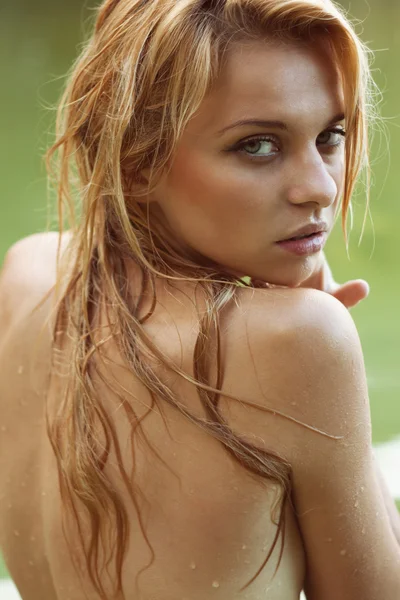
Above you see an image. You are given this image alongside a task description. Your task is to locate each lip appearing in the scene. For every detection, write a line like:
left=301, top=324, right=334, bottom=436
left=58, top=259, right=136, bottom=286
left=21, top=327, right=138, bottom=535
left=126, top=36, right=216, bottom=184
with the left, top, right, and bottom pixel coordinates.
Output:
left=276, top=221, right=328, bottom=243
left=275, top=231, right=328, bottom=256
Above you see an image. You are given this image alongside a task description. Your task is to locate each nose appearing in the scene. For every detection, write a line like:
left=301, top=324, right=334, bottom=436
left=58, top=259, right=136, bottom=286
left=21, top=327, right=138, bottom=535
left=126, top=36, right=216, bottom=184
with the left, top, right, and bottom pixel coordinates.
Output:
left=285, top=149, right=338, bottom=209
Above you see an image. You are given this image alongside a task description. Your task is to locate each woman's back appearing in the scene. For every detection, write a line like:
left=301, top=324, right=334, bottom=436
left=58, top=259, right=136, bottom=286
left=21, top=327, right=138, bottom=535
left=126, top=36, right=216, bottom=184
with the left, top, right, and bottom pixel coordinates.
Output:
left=0, top=233, right=306, bottom=600
left=1, top=232, right=400, bottom=600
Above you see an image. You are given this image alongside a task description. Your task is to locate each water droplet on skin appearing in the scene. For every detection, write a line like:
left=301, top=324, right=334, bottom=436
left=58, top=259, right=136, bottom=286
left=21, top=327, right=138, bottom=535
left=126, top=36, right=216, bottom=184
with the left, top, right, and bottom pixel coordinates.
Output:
left=360, top=486, right=365, bottom=492
left=361, top=527, right=366, bottom=535
left=14, top=530, right=20, bottom=537
left=340, top=549, right=347, bottom=556
left=242, top=545, right=247, bottom=550
left=7, top=504, right=12, bottom=510
left=21, top=482, right=26, bottom=488
left=1, top=426, right=6, bottom=432
left=290, top=402, right=297, bottom=406
left=19, top=400, right=27, bottom=407
left=212, top=581, right=220, bottom=588
left=354, top=500, right=359, bottom=507
left=41, top=491, right=47, bottom=497
left=326, top=538, right=333, bottom=543
left=233, top=486, right=238, bottom=492
left=18, top=366, right=24, bottom=375
left=30, top=536, right=36, bottom=542
left=244, top=560, right=250, bottom=565
left=189, top=562, right=196, bottom=570
left=28, top=560, right=34, bottom=567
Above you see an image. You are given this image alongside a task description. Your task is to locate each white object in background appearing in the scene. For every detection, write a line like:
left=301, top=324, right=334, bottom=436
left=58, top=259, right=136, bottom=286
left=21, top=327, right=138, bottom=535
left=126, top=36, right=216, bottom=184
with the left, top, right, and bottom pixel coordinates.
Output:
left=374, top=436, right=400, bottom=499
left=0, top=580, right=21, bottom=600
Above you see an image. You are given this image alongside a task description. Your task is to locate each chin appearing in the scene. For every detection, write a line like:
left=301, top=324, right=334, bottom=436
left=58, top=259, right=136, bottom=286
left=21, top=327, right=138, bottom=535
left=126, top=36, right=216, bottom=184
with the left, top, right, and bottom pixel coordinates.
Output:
left=252, top=256, right=320, bottom=289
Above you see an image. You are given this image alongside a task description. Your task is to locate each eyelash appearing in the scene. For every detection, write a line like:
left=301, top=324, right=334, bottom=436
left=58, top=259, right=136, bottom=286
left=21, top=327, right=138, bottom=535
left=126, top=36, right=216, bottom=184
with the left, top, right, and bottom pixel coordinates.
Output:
left=232, top=127, right=347, bottom=160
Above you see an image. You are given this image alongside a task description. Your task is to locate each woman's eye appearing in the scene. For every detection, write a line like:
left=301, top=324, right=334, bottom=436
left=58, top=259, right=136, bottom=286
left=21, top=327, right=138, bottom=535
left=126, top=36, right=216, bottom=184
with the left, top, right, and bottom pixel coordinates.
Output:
left=317, top=128, right=346, bottom=147
left=236, top=136, right=278, bottom=158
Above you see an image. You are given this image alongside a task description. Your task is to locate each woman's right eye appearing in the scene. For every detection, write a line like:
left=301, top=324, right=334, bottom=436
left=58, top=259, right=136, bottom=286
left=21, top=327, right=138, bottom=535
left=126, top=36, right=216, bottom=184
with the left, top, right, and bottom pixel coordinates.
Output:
left=235, top=136, right=279, bottom=159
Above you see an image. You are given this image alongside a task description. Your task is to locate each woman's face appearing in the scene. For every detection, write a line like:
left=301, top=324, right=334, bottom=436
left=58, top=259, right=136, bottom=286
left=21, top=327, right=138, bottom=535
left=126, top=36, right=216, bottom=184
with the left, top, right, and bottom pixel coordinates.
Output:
left=148, top=39, right=345, bottom=287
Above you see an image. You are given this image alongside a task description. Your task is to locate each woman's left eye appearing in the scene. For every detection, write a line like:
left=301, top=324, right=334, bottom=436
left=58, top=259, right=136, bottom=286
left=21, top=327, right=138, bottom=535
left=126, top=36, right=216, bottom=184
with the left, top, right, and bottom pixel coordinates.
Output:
left=317, top=127, right=346, bottom=147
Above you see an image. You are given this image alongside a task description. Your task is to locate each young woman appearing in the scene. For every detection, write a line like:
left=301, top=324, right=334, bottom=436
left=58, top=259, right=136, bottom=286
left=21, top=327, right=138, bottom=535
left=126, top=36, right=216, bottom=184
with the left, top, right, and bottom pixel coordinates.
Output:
left=1, top=0, right=400, bottom=599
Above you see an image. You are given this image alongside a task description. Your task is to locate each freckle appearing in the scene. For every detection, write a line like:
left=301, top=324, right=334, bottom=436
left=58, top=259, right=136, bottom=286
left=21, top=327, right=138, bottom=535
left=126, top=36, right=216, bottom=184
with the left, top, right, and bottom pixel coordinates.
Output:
left=340, top=549, right=347, bottom=556
left=212, top=581, right=220, bottom=588
left=189, top=562, right=196, bottom=570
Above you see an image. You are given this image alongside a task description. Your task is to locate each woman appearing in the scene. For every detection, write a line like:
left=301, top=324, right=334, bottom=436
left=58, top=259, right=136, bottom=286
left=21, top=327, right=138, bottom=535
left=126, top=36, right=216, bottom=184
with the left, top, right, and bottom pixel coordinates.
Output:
left=0, top=0, right=400, bottom=599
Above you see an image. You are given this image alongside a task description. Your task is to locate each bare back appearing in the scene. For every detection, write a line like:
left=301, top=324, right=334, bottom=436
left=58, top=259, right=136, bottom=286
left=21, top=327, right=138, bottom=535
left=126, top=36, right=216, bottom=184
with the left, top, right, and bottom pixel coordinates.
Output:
left=0, top=234, right=306, bottom=600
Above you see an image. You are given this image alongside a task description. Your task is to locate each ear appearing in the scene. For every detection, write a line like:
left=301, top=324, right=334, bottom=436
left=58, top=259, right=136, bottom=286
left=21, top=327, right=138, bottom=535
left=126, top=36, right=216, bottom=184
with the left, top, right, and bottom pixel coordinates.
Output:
left=124, top=168, right=158, bottom=204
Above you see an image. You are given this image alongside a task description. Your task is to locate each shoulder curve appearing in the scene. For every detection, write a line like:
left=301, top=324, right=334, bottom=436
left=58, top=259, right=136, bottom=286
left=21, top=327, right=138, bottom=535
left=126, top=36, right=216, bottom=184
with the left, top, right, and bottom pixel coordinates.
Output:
left=0, top=230, right=73, bottom=330
left=238, top=285, right=360, bottom=351
left=233, top=285, right=369, bottom=442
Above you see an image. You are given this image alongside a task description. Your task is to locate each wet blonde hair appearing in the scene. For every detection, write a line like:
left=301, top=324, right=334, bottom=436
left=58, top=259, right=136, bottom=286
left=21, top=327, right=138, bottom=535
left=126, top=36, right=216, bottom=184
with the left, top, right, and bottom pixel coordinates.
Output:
left=45, top=0, right=375, bottom=597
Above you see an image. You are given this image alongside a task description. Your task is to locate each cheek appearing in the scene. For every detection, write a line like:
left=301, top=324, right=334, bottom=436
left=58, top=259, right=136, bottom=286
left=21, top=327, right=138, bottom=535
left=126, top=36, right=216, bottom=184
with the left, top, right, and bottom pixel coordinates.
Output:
left=168, top=149, right=269, bottom=223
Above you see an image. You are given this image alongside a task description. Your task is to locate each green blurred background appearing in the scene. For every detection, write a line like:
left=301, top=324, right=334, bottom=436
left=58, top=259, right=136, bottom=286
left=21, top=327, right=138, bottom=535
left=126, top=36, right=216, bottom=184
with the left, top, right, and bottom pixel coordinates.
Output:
left=0, top=0, right=399, bottom=582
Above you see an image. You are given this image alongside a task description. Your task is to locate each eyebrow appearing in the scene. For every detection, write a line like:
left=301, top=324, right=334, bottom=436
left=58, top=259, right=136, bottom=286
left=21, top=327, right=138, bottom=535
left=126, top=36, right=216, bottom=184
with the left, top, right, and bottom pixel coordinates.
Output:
left=216, top=112, right=346, bottom=136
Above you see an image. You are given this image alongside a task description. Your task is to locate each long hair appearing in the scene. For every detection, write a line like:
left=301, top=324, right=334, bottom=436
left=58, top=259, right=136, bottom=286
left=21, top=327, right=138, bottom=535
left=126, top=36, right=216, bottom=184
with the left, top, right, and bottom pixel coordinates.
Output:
left=44, top=0, right=376, bottom=597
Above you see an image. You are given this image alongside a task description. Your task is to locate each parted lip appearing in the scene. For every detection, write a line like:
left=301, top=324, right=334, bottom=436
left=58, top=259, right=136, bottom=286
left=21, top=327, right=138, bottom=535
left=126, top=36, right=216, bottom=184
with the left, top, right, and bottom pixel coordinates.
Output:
left=276, top=221, right=328, bottom=242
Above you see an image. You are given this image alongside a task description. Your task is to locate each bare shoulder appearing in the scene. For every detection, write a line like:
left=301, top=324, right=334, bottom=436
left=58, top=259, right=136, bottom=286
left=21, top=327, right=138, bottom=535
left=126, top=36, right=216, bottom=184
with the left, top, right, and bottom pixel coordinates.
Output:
left=0, top=231, right=72, bottom=330
left=0, top=231, right=72, bottom=426
left=224, top=286, right=400, bottom=599
left=224, top=286, right=368, bottom=452
left=236, top=284, right=360, bottom=350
